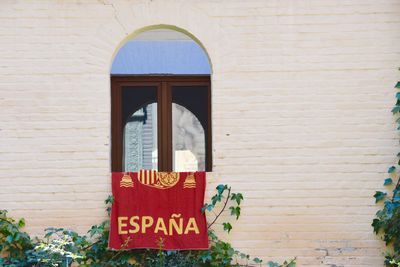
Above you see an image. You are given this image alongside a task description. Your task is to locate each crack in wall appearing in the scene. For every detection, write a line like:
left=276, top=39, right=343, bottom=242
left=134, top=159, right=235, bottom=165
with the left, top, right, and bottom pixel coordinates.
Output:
left=98, top=0, right=129, bottom=36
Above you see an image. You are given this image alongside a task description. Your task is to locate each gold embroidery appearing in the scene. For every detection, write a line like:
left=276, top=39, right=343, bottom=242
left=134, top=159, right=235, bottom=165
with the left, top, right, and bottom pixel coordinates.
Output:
left=138, top=170, right=179, bottom=189
left=183, top=173, right=196, bottom=188
left=158, top=172, right=180, bottom=187
left=120, top=173, right=134, bottom=188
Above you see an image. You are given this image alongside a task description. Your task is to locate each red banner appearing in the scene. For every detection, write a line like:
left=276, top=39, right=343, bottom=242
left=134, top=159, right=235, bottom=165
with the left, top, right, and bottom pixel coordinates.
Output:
left=108, top=171, right=208, bottom=250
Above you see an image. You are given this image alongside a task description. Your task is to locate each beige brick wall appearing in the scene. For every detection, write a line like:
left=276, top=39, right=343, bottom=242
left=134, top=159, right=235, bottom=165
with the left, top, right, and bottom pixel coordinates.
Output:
left=1, top=0, right=400, bottom=266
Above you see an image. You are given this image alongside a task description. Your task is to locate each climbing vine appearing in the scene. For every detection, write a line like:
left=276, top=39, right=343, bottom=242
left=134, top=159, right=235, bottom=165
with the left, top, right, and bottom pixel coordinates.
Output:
left=372, top=80, right=400, bottom=266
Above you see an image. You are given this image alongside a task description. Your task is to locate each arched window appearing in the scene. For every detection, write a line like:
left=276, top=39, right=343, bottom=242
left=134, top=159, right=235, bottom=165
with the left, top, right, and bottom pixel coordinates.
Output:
left=111, top=29, right=212, bottom=172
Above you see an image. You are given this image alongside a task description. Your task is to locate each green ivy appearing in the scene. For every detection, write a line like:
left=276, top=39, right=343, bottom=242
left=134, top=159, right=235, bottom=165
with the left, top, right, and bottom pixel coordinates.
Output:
left=373, top=79, right=400, bottom=267
left=0, top=185, right=296, bottom=267
left=0, top=210, right=33, bottom=266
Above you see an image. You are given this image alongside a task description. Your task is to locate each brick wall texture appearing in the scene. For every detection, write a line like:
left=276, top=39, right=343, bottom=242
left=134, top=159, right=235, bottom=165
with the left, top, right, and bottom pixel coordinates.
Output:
left=1, top=1, right=400, bottom=266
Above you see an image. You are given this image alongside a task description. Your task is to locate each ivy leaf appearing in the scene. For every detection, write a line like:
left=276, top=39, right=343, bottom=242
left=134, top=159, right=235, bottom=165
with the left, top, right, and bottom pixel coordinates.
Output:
left=201, top=204, right=214, bottom=213
left=396, top=92, right=400, bottom=99
left=391, top=106, right=400, bottom=114
left=384, top=178, right=393, bottom=186
left=200, top=253, right=212, bottom=263
left=207, top=229, right=217, bottom=241
left=211, top=194, right=223, bottom=205
left=105, top=195, right=114, bottom=205
left=384, top=201, right=395, bottom=218
left=388, top=166, right=396, bottom=173
left=216, top=184, right=227, bottom=195
left=14, top=232, right=20, bottom=241
left=372, top=218, right=382, bottom=234
left=393, top=188, right=400, bottom=197
left=267, top=262, right=281, bottom=267
left=253, top=257, right=263, bottom=263
left=6, top=235, right=13, bottom=243
left=395, top=81, right=400, bottom=88
left=17, top=218, right=25, bottom=228
left=230, top=193, right=244, bottom=205
left=201, top=204, right=207, bottom=213
left=223, top=222, right=232, bottom=233
left=88, top=225, right=101, bottom=237
left=374, top=191, right=387, bottom=203
left=229, top=206, right=241, bottom=220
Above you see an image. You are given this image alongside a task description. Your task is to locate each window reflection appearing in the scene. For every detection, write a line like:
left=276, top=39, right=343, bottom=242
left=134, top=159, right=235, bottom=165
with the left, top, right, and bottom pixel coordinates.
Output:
left=123, top=103, right=157, bottom=172
left=172, top=103, right=205, bottom=172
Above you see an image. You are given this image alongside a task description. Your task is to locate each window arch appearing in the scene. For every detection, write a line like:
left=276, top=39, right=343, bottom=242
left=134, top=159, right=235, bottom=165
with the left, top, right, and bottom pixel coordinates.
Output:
left=111, top=28, right=212, bottom=172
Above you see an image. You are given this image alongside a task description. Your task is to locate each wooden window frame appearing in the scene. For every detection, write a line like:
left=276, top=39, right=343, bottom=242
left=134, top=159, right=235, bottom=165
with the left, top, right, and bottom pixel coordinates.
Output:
left=111, top=75, right=212, bottom=172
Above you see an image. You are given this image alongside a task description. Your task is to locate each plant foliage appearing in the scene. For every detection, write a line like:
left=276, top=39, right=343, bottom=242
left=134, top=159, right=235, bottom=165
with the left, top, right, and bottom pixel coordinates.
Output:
left=373, top=79, right=400, bottom=266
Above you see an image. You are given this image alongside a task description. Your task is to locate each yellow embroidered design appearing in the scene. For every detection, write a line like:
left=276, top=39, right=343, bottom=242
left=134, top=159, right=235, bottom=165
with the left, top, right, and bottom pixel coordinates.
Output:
left=120, top=173, right=134, bottom=188
left=158, top=172, right=180, bottom=187
left=138, top=170, right=180, bottom=189
left=183, top=173, right=196, bottom=188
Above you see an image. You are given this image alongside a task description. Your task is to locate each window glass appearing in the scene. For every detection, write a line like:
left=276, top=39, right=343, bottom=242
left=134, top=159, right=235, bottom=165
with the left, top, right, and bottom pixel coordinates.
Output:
left=123, top=103, right=158, bottom=172
left=172, top=85, right=209, bottom=172
left=172, top=103, right=205, bottom=172
left=121, top=85, right=157, bottom=171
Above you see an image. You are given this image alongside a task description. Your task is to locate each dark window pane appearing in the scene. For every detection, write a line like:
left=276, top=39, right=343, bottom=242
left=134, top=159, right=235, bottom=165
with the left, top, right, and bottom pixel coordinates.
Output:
left=122, top=86, right=157, bottom=125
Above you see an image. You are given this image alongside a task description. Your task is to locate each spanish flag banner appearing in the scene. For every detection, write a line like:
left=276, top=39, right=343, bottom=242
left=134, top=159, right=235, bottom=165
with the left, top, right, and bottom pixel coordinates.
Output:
left=108, top=171, right=208, bottom=250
